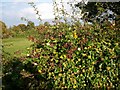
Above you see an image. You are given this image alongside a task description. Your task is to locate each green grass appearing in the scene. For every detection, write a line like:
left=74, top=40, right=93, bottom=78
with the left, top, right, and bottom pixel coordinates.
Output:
left=3, top=37, right=33, bottom=56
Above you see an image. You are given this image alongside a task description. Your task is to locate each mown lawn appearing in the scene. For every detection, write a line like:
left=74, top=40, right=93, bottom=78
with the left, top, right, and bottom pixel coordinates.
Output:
left=3, top=37, right=33, bottom=56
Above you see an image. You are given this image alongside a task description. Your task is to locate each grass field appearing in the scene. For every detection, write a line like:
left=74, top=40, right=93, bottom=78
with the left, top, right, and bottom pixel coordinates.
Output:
left=3, top=37, right=33, bottom=56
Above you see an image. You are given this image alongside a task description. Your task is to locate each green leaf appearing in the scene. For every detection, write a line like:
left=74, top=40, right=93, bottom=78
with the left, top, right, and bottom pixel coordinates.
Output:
left=73, top=68, right=77, bottom=73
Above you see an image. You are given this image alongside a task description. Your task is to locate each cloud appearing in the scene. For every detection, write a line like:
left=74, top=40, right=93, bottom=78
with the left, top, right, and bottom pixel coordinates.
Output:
left=1, top=0, right=39, bottom=2
left=55, top=0, right=82, bottom=3
left=19, top=1, right=83, bottom=20
left=19, top=7, right=36, bottom=20
left=2, top=0, right=84, bottom=20
left=1, top=0, right=85, bottom=27
left=19, top=3, right=54, bottom=20
left=17, top=0, right=38, bottom=2
left=37, top=3, right=54, bottom=19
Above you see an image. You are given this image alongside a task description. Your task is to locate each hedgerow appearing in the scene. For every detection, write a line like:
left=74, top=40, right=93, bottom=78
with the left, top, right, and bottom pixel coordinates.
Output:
left=2, top=1, right=120, bottom=89
left=23, top=22, right=120, bottom=89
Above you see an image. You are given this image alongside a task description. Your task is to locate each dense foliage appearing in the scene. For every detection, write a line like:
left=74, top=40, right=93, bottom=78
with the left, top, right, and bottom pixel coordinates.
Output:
left=2, top=21, right=36, bottom=38
left=0, top=21, right=10, bottom=38
left=2, top=1, right=120, bottom=89
left=76, top=2, right=120, bottom=17
left=75, top=2, right=120, bottom=27
left=3, top=22, right=120, bottom=89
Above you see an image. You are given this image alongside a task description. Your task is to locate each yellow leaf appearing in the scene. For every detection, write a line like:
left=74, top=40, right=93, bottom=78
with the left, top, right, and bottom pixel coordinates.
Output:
left=38, top=70, right=42, bottom=73
left=58, top=73, right=62, bottom=77
left=88, top=55, right=91, bottom=59
left=106, top=67, right=111, bottom=71
left=73, top=85, right=77, bottom=88
left=73, top=32, right=78, bottom=39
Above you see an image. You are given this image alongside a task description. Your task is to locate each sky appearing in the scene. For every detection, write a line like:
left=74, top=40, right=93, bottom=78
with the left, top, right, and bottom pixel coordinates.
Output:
left=0, top=0, right=84, bottom=27
left=0, top=0, right=119, bottom=27
left=0, top=0, right=54, bottom=27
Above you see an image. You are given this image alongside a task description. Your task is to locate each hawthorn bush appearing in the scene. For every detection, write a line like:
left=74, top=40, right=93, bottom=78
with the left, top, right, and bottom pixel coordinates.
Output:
left=22, top=22, right=120, bottom=89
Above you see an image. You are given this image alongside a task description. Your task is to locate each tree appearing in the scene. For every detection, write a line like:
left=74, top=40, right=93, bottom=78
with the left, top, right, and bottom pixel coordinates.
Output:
left=11, top=25, right=21, bottom=33
left=75, top=2, right=120, bottom=27
left=17, top=24, right=27, bottom=31
left=27, top=21, right=35, bottom=29
left=0, top=21, right=10, bottom=38
left=0, top=21, right=7, bottom=34
left=44, top=22, right=50, bottom=26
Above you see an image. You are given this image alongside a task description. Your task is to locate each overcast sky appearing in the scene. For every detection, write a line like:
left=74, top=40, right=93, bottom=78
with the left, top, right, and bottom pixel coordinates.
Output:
left=0, top=0, right=83, bottom=27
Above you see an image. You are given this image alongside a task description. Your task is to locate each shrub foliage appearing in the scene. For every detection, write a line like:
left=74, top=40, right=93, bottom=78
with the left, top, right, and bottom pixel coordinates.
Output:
left=2, top=1, right=120, bottom=89
left=12, top=22, right=119, bottom=89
